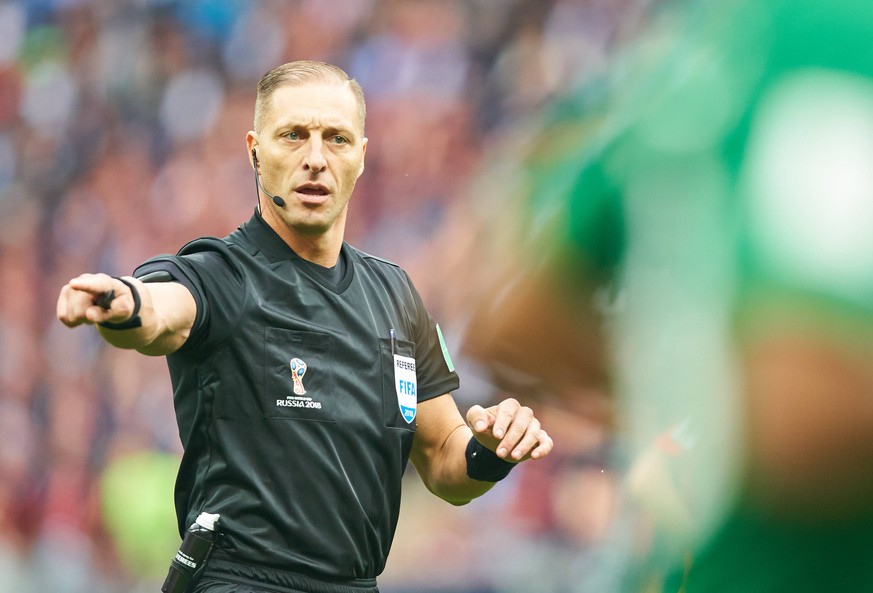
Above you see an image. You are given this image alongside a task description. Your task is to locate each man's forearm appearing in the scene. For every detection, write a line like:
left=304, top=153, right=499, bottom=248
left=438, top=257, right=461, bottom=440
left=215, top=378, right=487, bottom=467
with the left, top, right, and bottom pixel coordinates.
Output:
left=100, top=279, right=194, bottom=355
left=416, top=424, right=500, bottom=506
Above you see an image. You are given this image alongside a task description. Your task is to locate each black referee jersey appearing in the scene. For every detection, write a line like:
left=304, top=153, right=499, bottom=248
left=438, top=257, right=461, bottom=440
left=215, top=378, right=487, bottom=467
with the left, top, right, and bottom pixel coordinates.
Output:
left=134, top=210, right=460, bottom=590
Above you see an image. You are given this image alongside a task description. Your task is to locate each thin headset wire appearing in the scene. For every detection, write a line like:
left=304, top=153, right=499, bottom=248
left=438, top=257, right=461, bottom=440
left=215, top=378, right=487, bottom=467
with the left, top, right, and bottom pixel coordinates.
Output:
left=252, top=152, right=262, bottom=215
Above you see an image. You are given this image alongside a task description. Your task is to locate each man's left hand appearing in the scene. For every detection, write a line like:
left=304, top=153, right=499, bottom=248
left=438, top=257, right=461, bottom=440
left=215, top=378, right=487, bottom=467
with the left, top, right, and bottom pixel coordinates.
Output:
left=466, top=398, right=553, bottom=462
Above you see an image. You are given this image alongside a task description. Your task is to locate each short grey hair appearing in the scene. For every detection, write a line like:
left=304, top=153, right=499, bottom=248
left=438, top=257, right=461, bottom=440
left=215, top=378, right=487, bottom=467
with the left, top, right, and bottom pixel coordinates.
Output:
left=254, top=60, right=366, bottom=134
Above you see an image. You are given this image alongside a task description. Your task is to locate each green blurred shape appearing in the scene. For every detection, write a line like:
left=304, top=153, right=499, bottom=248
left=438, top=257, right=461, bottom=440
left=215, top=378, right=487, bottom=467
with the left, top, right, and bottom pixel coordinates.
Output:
left=17, top=25, right=66, bottom=71
left=100, top=451, right=181, bottom=580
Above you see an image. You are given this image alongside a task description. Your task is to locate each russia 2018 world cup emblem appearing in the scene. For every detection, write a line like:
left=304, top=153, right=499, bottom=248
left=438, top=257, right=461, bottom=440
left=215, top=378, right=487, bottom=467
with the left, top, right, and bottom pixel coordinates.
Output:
left=289, top=358, right=307, bottom=395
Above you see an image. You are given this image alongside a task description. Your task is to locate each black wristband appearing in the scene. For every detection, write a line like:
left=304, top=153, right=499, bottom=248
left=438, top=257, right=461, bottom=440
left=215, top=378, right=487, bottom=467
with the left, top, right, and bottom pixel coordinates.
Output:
left=465, top=436, right=516, bottom=482
left=98, top=277, right=143, bottom=330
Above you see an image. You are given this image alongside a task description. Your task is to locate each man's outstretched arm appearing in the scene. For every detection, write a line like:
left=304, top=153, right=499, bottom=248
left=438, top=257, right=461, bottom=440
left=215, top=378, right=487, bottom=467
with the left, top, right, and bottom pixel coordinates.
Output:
left=57, top=272, right=196, bottom=356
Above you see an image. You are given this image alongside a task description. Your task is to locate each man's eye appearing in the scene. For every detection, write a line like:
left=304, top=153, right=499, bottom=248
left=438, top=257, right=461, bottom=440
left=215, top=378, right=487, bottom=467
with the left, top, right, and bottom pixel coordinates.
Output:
left=331, top=135, right=347, bottom=145
left=285, top=131, right=299, bottom=140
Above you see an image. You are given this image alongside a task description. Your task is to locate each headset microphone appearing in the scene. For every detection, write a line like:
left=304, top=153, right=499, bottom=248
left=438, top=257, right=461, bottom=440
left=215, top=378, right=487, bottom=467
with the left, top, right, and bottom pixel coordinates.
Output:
left=251, top=150, right=286, bottom=208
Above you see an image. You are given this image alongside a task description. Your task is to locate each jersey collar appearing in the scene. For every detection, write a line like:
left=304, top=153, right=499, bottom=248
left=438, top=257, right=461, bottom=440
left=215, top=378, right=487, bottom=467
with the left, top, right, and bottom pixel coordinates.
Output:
left=243, top=209, right=355, bottom=293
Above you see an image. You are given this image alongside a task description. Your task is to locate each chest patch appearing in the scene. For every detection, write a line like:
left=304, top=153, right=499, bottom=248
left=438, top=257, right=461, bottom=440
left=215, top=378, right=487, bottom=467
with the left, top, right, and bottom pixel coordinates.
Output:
left=290, top=357, right=308, bottom=395
left=393, top=354, right=417, bottom=424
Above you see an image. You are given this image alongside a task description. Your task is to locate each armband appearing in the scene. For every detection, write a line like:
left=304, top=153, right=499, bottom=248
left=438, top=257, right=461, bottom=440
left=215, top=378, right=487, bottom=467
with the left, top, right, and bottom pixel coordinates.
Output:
left=99, top=277, right=143, bottom=330
left=465, top=436, right=516, bottom=482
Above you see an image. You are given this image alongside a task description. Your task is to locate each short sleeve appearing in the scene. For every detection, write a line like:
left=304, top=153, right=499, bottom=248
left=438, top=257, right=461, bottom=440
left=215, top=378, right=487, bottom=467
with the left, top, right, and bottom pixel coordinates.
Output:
left=133, top=238, right=246, bottom=353
left=406, top=274, right=460, bottom=401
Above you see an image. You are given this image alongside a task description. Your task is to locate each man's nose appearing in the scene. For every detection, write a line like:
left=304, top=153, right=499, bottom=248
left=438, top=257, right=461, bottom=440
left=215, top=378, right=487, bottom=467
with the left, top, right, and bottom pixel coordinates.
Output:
left=304, top=137, right=327, bottom=172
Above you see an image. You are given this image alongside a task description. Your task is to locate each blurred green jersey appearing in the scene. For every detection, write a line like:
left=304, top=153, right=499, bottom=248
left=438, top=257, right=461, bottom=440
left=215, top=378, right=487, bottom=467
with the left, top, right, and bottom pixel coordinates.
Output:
left=507, top=0, right=873, bottom=591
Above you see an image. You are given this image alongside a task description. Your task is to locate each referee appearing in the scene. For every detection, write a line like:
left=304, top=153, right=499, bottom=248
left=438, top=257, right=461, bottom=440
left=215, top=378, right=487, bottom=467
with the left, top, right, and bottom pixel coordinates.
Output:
left=56, top=61, right=553, bottom=593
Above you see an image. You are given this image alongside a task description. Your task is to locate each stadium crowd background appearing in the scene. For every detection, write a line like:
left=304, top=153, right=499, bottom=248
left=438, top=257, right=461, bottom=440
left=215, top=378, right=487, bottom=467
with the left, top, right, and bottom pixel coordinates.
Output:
left=0, top=0, right=656, bottom=592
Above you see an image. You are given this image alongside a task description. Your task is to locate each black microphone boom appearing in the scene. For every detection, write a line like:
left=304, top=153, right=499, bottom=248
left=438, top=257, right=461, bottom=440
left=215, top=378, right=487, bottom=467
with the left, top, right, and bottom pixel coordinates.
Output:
left=251, top=150, right=286, bottom=208
left=256, top=171, right=286, bottom=207
left=267, top=189, right=286, bottom=208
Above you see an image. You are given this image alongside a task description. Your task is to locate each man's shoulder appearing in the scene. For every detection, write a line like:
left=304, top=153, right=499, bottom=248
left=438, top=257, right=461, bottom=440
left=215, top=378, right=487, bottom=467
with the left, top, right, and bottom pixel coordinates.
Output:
left=178, top=235, right=233, bottom=255
left=347, top=244, right=406, bottom=273
left=168, top=232, right=250, bottom=284
left=178, top=222, right=254, bottom=259
left=346, top=244, right=418, bottom=291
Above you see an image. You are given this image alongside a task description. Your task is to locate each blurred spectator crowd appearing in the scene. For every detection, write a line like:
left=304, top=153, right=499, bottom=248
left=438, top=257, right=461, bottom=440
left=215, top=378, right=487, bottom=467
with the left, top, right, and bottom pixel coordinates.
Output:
left=0, top=0, right=653, bottom=592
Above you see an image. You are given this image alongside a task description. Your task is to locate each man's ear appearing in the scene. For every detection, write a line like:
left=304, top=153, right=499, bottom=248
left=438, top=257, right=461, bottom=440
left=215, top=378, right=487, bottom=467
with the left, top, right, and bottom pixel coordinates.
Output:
left=358, top=136, right=368, bottom=177
left=246, top=131, right=258, bottom=168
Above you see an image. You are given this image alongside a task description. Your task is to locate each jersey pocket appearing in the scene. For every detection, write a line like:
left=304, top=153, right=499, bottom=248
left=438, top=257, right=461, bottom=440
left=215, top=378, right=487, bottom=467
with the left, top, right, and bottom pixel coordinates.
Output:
left=380, top=337, right=417, bottom=432
left=265, top=328, right=337, bottom=422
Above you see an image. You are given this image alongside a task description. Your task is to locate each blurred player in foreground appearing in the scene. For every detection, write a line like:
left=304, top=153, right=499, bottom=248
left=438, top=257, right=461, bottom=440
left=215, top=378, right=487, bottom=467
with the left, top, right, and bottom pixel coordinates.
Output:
left=450, top=0, right=873, bottom=590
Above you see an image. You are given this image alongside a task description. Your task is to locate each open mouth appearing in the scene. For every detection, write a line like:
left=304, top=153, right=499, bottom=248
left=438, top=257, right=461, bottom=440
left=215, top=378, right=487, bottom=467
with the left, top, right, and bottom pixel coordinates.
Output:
left=295, top=184, right=329, bottom=197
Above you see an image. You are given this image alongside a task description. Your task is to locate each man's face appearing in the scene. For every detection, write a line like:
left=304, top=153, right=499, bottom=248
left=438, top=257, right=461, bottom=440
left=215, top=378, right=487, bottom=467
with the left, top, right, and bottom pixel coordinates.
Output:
left=251, top=82, right=367, bottom=237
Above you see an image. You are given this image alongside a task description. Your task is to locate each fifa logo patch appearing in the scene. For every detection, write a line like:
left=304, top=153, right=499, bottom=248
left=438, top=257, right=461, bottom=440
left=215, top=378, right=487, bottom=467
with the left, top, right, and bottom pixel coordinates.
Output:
left=290, top=357, right=308, bottom=395
left=393, top=354, right=417, bottom=423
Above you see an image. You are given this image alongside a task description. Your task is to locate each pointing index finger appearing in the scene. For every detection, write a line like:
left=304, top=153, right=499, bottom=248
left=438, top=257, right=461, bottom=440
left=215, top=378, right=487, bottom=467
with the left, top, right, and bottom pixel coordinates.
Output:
left=68, top=273, right=115, bottom=295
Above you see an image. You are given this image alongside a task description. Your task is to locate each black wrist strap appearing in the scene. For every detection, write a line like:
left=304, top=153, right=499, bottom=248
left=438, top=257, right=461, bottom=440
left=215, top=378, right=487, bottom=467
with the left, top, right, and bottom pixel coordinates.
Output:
left=98, top=277, right=143, bottom=330
left=465, top=436, right=516, bottom=482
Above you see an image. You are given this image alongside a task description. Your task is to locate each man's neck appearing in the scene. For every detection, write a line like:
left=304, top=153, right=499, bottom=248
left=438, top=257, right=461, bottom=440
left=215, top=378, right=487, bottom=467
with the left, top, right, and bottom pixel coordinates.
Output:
left=260, top=203, right=344, bottom=267
left=290, top=237, right=342, bottom=268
